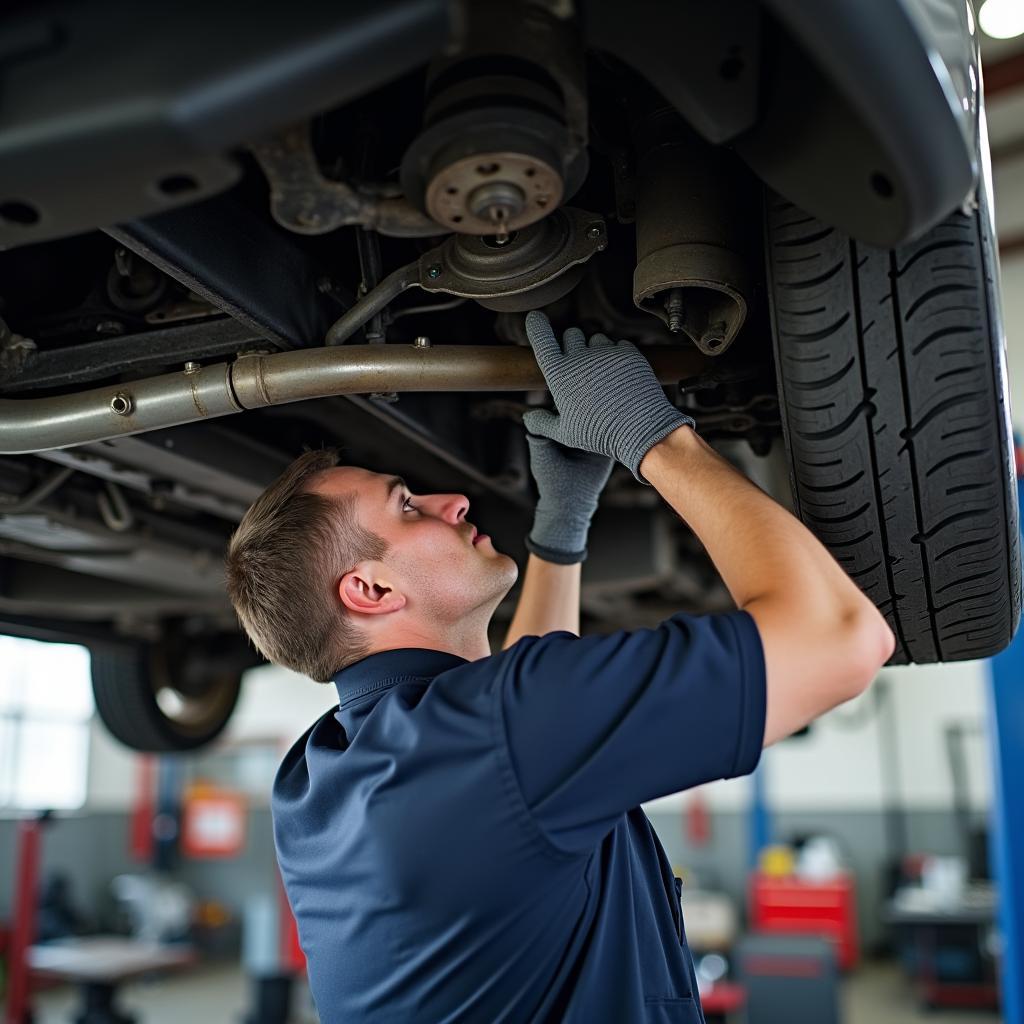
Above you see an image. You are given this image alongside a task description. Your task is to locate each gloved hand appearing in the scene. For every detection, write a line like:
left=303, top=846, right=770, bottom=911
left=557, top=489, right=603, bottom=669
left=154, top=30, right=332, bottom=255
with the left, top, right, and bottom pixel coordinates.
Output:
left=523, top=311, right=695, bottom=482
left=525, top=433, right=613, bottom=564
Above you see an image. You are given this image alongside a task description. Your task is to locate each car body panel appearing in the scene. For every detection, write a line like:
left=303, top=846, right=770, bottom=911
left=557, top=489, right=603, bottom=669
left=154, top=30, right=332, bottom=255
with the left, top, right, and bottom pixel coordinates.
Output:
left=742, top=0, right=978, bottom=246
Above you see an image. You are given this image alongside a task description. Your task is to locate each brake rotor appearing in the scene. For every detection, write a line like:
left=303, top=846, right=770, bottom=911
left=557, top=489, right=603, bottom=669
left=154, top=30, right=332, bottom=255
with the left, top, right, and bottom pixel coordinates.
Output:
left=422, top=149, right=564, bottom=237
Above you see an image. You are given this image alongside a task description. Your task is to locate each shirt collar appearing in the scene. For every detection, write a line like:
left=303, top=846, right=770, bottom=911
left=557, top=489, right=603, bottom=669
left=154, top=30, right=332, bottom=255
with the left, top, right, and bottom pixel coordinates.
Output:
left=333, top=648, right=469, bottom=719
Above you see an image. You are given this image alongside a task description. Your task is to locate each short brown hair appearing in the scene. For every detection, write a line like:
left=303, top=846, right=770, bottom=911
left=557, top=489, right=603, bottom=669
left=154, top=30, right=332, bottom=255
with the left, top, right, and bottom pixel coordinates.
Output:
left=225, top=449, right=387, bottom=682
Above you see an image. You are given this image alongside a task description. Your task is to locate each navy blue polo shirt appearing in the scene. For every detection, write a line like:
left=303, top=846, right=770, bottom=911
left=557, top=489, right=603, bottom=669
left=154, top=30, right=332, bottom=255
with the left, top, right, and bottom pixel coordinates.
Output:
left=273, top=610, right=765, bottom=1023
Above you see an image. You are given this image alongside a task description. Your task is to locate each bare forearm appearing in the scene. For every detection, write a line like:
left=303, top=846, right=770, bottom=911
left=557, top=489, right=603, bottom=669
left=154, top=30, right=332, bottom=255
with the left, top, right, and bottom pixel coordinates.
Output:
left=503, top=555, right=581, bottom=648
left=641, top=426, right=894, bottom=742
left=641, top=427, right=864, bottom=613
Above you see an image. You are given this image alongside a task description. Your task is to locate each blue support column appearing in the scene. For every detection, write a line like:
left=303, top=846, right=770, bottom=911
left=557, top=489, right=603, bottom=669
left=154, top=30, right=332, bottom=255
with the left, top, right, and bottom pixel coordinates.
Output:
left=749, top=759, right=773, bottom=872
left=987, top=477, right=1024, bottom=1024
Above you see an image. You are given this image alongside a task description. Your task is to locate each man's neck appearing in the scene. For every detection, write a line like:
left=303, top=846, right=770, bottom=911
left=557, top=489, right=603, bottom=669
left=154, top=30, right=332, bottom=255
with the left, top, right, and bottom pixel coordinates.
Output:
left=367, top=619, right=493, bottom=663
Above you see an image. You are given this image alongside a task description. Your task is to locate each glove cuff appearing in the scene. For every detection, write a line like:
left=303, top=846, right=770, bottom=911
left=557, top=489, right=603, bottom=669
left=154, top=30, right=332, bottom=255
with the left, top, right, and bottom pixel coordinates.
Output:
left=527, top=500, right=595, bottom=565
left=525, top=535, right=587, bottom=565
left=630, top=413, right=697, bottom=484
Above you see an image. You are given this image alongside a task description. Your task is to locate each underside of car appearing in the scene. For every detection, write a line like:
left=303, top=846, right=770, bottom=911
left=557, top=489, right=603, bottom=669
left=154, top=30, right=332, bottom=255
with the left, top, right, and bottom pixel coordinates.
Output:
left=0, top=0, right=1019, bottom=750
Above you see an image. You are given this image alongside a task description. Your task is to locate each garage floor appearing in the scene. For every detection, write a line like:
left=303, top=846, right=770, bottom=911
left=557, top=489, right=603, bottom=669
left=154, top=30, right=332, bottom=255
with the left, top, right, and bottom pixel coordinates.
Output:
left=28, top=960, right=1002, bottom=1023
left=842, top=962, right=1000, bottom=1024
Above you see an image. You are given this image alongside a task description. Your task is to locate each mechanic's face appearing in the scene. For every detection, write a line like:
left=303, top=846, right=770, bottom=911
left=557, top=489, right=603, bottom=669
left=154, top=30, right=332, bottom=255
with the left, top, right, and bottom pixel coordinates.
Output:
left=310, top=466, right=517, bottom=628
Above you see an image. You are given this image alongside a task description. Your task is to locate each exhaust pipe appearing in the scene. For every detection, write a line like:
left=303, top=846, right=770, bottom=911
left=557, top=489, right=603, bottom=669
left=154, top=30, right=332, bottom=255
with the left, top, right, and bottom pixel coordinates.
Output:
left=0, top=342, right=705, bottom=455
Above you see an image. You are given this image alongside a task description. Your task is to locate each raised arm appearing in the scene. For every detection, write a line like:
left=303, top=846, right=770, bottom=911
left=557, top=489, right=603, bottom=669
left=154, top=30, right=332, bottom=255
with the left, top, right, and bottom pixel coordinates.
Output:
left=503, top=419, right=612, bottom=647
left=522, top=311, right=895, bottom=745
left=641, top=427, right=894, bottom=744
left=503, top=556, right=581, bottom=647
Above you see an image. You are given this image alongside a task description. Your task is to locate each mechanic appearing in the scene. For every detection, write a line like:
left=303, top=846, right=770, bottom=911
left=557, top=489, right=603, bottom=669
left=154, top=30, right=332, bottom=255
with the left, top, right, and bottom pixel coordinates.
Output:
left=224, top=311, right=895, bottom=1024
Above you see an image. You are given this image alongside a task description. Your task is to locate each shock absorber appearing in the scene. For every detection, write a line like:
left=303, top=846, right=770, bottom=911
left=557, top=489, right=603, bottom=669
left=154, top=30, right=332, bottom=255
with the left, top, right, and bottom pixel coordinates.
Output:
left=632, top=105, right=757, bottom=355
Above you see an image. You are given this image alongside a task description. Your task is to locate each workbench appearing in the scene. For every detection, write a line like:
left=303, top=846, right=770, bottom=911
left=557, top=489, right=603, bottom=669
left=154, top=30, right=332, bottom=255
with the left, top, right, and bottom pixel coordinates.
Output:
left=28, top=937, right=196, bottom=1024
left=883, top=883, right=998, bottom=1012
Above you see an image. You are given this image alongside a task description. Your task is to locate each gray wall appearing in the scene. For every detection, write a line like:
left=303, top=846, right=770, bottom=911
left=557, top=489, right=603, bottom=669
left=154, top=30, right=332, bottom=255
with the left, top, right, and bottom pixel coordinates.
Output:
left=0, top=808, right=278, bottom=940
left=0, top=813, right=137, bottom=924
left=2, top=807, right=977, bottom=956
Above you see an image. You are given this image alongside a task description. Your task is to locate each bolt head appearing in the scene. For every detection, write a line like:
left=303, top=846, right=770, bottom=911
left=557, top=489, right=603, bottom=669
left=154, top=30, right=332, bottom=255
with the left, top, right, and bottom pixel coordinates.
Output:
left=427, top=264, right=442, bottom=280
left=109, top=393, right=133, bottom=416
left=586, top=223, right=603, bottom=239
left=413, top=335, right=431, bottom=348
left=183, top=361, right=201, bottom=374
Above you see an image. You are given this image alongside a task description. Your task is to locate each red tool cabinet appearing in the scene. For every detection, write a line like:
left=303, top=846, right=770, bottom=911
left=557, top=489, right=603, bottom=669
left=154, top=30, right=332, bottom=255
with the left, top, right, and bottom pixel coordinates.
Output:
left=749, top=873, right=859, bottom=971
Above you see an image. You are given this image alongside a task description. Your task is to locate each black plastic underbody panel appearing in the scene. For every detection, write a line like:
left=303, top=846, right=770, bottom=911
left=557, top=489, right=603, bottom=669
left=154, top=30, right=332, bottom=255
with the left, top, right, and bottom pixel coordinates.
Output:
left=0, top=0, right=451, bottom=248
left=743, top=0, right=975, bottom=246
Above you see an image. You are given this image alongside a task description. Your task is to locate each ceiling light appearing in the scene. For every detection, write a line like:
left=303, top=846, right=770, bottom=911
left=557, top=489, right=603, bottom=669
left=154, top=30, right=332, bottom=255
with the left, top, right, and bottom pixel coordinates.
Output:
left=978, top=0, right=1024, bottom=39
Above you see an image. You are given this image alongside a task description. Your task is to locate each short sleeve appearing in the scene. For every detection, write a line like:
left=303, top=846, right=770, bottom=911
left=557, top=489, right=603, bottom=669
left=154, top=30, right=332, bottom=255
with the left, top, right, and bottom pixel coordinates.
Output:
left=497, top=610, right=766, bottom=855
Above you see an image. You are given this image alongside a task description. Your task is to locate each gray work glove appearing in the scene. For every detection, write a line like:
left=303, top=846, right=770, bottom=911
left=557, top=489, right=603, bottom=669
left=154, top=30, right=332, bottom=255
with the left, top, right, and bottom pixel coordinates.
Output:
left=525, top=433, right=613, bottom=564
left=523, top=311, right=695, bottom=482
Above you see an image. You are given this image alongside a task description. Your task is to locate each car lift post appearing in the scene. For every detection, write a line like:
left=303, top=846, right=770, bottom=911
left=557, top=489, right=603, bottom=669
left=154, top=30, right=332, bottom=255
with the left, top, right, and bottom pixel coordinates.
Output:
left=749, top=760, right=773, bottom=871
left=4, top=812, right=50, bottom=1024
left=987, top=470, right=1024, bottom=1024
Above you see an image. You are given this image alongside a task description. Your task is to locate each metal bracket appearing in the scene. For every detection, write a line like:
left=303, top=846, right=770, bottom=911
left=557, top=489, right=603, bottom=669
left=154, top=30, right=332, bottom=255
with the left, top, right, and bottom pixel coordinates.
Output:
left=417, top=207, right=606, bottom=311
left=250, top=123, right=443, bottom=238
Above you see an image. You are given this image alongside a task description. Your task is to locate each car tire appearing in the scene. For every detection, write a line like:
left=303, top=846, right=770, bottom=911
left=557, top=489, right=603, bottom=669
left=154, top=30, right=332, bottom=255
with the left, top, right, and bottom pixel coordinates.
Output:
left=91, top=641, right=244, bottom=752
left=767, top=190, right=1020, bottom=664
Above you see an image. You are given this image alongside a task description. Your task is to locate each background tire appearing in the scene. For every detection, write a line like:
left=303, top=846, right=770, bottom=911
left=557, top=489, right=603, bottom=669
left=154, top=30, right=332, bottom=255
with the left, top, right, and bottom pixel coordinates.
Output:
left=91, top=639, right=245, bottom=752
left=767, top=192, right=1020, bottom=664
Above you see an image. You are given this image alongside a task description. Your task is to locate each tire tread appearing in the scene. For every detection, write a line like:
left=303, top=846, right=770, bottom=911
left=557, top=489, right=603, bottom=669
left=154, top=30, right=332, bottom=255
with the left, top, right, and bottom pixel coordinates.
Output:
left=768, top=198, right=1020, bottom=664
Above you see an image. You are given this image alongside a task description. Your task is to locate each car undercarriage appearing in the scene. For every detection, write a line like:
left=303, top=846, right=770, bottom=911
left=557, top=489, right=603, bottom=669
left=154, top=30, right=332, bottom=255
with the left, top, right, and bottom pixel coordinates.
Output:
left=0, top=0, right=1018, bottom=749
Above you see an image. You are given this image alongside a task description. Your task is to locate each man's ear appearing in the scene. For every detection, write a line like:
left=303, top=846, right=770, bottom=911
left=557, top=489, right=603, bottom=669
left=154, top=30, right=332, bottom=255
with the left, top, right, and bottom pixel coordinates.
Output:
left=338, top=563, right=407, bottom=617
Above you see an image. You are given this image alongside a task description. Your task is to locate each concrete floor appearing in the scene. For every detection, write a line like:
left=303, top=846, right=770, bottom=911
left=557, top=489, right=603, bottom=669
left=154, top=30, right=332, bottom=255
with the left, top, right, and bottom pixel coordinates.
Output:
left=30, top=960, right=1001, bottom=1023
left=840, top=962, right=1000, bottom=1024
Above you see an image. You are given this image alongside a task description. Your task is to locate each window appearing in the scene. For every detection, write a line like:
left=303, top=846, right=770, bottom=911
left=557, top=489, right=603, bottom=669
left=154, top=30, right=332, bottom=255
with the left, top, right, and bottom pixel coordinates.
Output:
left=0, top=635, right=93, bottom=811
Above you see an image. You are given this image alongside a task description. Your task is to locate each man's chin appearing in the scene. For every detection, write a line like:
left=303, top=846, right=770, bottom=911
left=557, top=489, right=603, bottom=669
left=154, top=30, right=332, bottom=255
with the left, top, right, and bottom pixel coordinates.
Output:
left=489, top=550, right=519, bottom=596
left=482, top=544, right=514, bottom=572
left=504, top=554, right=519, bottom=586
